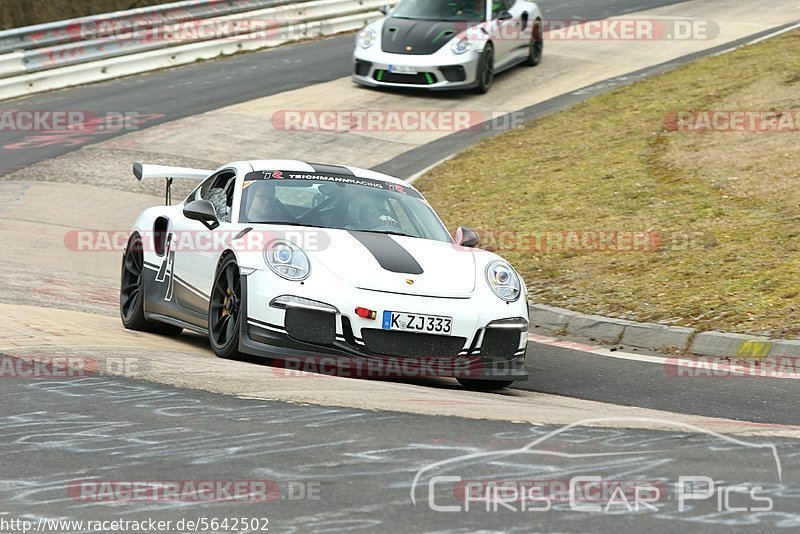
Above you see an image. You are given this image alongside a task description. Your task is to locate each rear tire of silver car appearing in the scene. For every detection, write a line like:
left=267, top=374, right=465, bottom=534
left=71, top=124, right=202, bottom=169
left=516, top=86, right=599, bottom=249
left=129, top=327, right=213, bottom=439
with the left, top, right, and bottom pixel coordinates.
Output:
left=457, top=378, right=514, bottom=391
left=474, top=43, right=494, bottom=94
left=209, top=254, right=243, bottom=360
left=524, top=18, right=543, bottom=66
left=120, top=234, right=183, bottom=336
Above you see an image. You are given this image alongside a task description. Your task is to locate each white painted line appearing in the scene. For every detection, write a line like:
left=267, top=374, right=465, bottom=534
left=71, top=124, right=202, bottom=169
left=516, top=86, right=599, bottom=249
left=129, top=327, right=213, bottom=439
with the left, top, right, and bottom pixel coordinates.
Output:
left=406, top=155, right=454, bottom=184
left=712, top=21, right=800, bottom=57
left=746, top=21, right=800, bottom=45
left=585, top=347, right=674, bottom=365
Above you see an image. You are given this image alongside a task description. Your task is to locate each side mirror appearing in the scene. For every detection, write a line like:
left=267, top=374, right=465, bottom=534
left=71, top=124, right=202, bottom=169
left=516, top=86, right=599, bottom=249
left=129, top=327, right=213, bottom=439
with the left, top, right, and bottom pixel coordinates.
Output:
left=183, top=199, right=220, bottom=230
left=378, top=4, right=390, bottom=15
left=497, top=10, right=513, bottom=21
left=455, top=227, right=480, bottom=248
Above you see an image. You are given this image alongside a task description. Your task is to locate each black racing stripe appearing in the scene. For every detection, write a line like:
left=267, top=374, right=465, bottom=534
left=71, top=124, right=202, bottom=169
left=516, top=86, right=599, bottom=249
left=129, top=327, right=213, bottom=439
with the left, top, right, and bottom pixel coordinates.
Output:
left=308, top=162, right=355, bottom=176
left=349, top=230, right=423, bottom=275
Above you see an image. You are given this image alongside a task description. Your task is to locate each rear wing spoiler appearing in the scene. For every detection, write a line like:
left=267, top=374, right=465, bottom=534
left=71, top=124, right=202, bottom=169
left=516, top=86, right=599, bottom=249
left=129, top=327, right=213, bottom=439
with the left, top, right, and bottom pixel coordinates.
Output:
left=133, top=162, right=213, bottom=205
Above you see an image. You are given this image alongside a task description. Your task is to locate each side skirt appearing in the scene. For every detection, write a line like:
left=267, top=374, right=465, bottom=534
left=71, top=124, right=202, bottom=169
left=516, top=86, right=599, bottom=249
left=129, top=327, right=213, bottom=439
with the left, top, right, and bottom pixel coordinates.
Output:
left=144, top=313, right=208, bottom=335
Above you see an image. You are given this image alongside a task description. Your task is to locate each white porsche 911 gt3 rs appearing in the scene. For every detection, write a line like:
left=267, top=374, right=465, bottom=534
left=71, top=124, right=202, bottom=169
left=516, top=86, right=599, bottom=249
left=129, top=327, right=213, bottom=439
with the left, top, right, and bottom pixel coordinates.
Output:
left=121, top=160, right=529, bottom=389
left=353, top=0, right=543, bottom=93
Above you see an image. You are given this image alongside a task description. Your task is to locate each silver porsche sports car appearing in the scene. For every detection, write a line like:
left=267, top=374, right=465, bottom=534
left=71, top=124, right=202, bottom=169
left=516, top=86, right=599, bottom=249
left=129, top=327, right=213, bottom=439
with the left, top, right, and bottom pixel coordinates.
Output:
left=353, top=0, right=543, bottom=93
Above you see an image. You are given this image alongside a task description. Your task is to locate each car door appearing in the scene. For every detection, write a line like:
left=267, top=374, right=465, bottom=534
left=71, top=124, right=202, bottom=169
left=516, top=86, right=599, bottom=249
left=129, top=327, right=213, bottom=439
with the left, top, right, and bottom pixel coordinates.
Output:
left=490, top=0, right=524, bottom=67
left=170, top=168, right=238, bottom=322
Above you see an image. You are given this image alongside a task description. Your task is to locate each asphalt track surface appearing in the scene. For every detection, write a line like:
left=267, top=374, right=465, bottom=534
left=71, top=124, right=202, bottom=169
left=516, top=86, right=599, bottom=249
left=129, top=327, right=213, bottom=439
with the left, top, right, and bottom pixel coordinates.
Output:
left=521, top=340, right=800, bottom=426
left=1, top=371, right=798, bottom=532
left=2, top=0, right=800, bottom=531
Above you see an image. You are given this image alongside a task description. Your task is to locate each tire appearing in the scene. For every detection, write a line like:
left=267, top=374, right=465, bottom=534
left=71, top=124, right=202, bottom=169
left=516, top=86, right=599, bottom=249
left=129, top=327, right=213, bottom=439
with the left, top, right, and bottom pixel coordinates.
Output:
left=457, top=378, right=514, bottom=391
left=523, top=18, right=543, bottom=66
left=474, top=43, right=494, bottom=94
left=208, top=255, right=243, bottom=360
left=120, top=234, right=182, bottom=336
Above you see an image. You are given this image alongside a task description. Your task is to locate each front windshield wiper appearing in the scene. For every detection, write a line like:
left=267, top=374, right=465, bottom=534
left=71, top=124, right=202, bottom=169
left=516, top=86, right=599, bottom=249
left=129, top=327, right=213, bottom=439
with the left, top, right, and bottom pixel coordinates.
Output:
left=357, top=229, right=418, bottom=239
left=392, top=15, right=471, bottom=21
left=250, top=221, right=328, bottom=229
left=251, top=223, right=419, bottom=239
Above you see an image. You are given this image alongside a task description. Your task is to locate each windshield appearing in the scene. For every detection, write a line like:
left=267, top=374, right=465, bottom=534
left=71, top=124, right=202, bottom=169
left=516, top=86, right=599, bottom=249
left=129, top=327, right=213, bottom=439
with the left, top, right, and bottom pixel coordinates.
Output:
left=240, top=171, right=453, bottom=243
left=392, top=0, right=487, bottom=21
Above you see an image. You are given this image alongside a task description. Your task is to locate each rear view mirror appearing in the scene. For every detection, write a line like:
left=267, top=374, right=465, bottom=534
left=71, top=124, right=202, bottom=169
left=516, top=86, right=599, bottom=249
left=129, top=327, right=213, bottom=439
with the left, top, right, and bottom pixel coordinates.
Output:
left=378, top=5, right=390, bottom=15
left=455, top=227, right=480, bottom=248
left=184, top=199, right=220, bottom=230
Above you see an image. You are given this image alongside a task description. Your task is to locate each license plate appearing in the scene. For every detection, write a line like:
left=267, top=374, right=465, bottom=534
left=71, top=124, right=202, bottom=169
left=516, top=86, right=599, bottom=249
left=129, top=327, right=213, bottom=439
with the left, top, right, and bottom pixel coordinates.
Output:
left=382, top=311, right=452, bottom=335
left=388, top=64, right=418, bottom=75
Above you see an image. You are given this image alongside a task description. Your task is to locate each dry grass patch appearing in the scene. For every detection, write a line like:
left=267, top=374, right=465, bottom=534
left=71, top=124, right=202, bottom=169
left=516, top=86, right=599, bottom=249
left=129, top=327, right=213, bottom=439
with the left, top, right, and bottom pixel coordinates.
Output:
left=417, top=30, right=800, bottom=337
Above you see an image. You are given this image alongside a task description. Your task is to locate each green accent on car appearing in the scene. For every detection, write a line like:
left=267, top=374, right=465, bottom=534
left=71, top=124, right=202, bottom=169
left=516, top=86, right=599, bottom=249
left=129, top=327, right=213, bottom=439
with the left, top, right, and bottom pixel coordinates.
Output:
left=425, top=72, right=434, bottom=84
left=432, top=29, right=454, bottom=43
left=377, top=70, right=384, bottom=81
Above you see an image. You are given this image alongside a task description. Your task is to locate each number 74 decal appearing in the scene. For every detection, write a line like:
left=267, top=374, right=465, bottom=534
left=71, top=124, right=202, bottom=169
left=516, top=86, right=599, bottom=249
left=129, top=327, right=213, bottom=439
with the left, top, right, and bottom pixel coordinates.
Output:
left=154, top=233, right=176, bottom=302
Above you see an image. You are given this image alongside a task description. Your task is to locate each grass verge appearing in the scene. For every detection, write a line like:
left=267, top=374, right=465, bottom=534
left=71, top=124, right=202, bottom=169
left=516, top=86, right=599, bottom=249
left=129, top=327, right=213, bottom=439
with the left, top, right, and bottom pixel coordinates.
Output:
left=416, top=30, right=800, bottom=337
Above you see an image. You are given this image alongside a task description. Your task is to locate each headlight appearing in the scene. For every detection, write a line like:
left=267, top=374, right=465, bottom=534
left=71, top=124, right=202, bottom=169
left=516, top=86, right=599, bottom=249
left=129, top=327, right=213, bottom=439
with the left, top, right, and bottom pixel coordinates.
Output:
left=264, top=240, right=310, bottom=281
left=358, top=29, right=376, bottom=49
left=451, top=37, right=473, bottom=54
left=485, top=260, right=521, bottom=302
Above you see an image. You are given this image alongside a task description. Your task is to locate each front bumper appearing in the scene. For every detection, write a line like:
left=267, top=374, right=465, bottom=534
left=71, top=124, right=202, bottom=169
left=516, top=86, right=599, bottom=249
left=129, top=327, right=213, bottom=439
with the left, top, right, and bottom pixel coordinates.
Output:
left=352, top=46, right=482, bottom=90
left=237, top=274, right=529, bottom=381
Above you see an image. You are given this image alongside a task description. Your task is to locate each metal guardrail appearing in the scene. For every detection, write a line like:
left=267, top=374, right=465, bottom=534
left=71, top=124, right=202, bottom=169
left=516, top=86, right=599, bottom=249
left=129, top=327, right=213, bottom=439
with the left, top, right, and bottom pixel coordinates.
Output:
left=0, top=51, right=24, bottom=77
left=11, top=0, right=369, bottom=75
left=0, top=0, right=293, bottom=55
left=0, top=0, right=388, bottom=80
